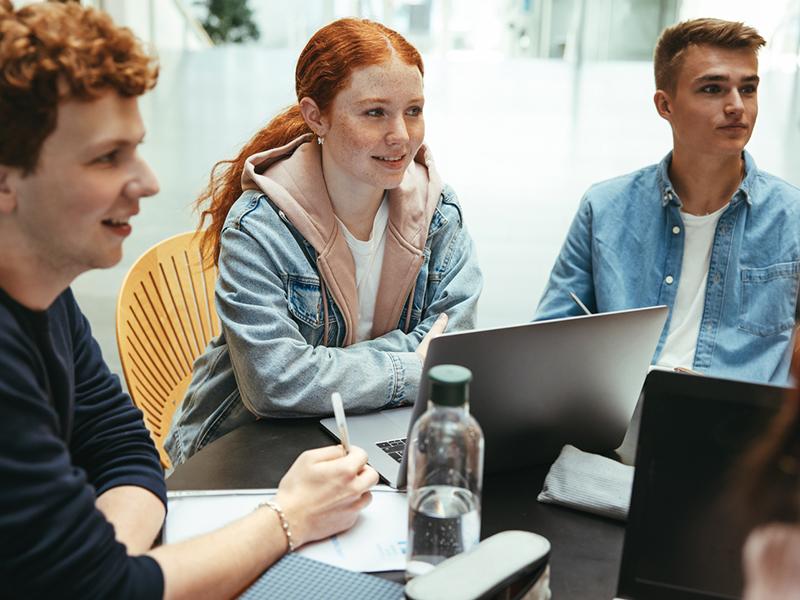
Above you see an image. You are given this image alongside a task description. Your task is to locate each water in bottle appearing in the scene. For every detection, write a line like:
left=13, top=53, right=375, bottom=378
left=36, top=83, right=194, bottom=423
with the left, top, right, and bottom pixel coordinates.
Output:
left=406, top=484, right=481, bottom=577
left=406, top=364, right=484, bottom=579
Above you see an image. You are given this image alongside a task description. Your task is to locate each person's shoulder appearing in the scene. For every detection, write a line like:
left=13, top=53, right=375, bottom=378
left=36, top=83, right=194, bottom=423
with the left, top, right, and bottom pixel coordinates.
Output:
left=0, top=292, right=48, bottom=396
left=584, top=162, right=661, bottom=203
left=753, top=169, right=800, bottom=203
left=223, top=189, right=271, bottom=227
left=220, top=189, right=304, bottom=262
left=429, top=183, right=464, bottom=233
left=0, top=288, right=82, bottom=360
left=437, top=183, right=464, bottom=224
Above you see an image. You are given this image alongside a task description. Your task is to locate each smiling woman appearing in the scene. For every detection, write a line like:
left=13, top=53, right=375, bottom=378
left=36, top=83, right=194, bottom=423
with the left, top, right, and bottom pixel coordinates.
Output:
left=164, top=18, right=483, bottom=465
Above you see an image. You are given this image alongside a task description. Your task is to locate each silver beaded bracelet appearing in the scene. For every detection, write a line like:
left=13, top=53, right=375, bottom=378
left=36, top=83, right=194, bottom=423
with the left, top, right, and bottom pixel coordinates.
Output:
left=259, top=500, right=295, bottom=552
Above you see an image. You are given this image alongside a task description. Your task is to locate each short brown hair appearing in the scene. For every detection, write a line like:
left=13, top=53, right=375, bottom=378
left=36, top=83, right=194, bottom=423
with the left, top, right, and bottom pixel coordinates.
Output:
left=0, top=1, right=158, bottom=172
left=654, top=18, right=765, bottom=94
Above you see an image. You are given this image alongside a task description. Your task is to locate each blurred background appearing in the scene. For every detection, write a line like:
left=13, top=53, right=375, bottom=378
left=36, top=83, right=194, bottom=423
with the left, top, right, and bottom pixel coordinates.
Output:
left=27, top=0, right=800, bottom=378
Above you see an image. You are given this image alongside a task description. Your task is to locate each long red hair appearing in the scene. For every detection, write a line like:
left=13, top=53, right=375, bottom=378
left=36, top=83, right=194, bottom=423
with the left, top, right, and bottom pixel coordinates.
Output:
left=197, top=18, right=424, bottom=265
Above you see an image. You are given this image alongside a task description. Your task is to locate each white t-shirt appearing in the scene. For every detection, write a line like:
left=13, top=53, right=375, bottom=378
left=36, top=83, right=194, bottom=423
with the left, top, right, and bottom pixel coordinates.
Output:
left=656, top=202, right=729, bottom=370
left=336, top=196, right=390, bottom=342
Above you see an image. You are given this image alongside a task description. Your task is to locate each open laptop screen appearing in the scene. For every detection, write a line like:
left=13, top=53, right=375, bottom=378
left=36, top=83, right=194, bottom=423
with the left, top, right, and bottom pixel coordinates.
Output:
left=617, top=371, right=793, bottom=600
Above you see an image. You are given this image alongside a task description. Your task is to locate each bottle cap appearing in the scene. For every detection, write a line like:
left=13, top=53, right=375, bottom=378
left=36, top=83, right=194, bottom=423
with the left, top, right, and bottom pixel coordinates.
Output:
left=427, top=364, right=471, bottom=407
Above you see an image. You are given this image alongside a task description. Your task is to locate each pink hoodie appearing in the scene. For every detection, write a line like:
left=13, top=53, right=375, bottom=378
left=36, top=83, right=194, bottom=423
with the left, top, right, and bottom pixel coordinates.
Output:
left=241, top=133, right=443, bottom=346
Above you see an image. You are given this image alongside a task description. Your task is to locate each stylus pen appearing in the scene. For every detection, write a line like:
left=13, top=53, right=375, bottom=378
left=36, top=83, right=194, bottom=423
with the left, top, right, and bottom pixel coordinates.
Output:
left=569, top=291, right=592, bottom=315
left=673, top=366, right=704, bottom=376
left=330, top=392, right=351, bottom=455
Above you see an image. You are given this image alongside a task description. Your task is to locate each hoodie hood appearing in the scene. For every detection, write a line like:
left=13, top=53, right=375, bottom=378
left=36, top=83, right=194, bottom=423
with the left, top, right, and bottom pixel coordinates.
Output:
left=242, top=133, right=443, bottom=346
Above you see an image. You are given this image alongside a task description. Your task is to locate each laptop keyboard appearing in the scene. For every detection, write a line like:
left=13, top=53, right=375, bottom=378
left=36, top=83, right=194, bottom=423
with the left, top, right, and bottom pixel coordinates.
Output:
left=376, top=438, right=406, bottom=463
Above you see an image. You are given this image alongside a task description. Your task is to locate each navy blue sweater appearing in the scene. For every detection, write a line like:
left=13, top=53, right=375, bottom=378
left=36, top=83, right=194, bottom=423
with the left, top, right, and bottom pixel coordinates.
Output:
left=0, top=288, right=166, bottom=599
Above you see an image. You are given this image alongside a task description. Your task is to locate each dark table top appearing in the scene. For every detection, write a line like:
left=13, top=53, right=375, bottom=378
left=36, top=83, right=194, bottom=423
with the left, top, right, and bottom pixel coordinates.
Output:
left=168, top=419, right=625, bottom=599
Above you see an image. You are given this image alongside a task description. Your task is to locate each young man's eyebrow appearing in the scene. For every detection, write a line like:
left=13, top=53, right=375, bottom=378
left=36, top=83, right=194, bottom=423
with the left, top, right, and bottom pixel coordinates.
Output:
left=88, top=134, right=146, bottom=149
left=693, top=73, right=760, bottom=84
left=82, top=135, right=145, bottom=157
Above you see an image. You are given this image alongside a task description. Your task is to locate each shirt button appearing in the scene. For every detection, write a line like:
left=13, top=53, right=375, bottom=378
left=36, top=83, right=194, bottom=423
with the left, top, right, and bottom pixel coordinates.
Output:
left=713, top=273, right=721, bottom=284
left=672, top=226, right=681, bottom=235
left=665, top=275, right=674, bottom=285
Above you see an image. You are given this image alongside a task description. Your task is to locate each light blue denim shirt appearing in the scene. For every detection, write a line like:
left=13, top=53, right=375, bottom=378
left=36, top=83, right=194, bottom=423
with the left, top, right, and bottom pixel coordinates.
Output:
left=536, top=151, right=800, bottom=384
left=166, top=185, right=482, bottom=465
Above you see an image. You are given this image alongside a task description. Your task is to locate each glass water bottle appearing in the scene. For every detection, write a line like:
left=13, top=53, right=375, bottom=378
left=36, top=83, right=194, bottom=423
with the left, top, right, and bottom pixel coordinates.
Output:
left=405, top=364, right=484, bottom=579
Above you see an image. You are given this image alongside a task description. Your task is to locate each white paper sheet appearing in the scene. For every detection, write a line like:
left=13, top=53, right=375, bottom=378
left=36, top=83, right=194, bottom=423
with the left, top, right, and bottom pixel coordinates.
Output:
left=165, top=485, right=407, bottom=572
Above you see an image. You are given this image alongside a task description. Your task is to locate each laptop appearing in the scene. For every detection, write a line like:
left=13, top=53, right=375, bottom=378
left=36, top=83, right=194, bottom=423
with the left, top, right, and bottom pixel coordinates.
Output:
left=615, top=370, right=791, bottom=600
left=322, top=305, right=667, bottom=488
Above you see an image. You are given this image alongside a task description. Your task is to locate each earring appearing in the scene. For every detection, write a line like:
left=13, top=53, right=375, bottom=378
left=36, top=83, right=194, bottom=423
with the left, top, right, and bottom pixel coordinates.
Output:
left=317, top=136, right=324, bottom=145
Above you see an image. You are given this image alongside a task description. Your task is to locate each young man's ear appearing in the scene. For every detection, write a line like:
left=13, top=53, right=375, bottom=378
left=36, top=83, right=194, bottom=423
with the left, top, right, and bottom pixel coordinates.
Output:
left=298, top=97, right=329, bottom=140
left=654, top=90, right=673, bottom=121
left=0, top=166, right=18, bottom=215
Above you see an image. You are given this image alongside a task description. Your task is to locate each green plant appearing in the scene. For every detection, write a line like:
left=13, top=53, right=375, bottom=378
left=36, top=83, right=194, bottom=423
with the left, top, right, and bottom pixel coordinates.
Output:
left=197, top=0, right=260, bottom=44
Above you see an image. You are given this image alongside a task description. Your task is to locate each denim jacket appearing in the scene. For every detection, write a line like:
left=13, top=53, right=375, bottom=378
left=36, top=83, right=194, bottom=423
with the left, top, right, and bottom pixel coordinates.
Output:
left=536, top=151, right=800, bottom=384
left=166, top=139, right=482, bottom=465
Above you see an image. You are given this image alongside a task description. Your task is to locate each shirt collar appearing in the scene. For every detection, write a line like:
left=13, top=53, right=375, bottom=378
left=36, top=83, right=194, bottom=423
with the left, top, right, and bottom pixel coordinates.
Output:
left=658, top=150, right=756, bottom=208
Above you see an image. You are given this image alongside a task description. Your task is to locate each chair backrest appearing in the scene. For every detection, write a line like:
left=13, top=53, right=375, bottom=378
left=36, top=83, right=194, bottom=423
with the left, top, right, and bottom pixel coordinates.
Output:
left=116, top=231, right=220, bottom=468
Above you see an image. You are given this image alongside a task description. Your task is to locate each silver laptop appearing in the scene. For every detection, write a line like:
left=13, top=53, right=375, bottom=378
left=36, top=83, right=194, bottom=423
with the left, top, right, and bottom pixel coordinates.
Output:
left=321, top=305, right=668, bottom=488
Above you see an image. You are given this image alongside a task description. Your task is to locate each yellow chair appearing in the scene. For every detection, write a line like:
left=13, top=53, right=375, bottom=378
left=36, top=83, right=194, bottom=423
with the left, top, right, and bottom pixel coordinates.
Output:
left=116, top=232, right=220, bottom=468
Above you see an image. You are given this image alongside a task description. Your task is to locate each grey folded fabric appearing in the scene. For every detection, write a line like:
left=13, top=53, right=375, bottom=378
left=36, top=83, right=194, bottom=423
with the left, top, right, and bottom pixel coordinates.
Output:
left=537, top=445, right=634, bottom=521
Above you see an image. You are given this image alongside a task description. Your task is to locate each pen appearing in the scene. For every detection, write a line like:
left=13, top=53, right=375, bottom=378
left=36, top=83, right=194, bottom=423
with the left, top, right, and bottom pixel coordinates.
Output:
left=569, top=291, right=592, bottom=315
left=330, top=392, right=351, bottom=454
left=673, top=366, right=704, bottom=376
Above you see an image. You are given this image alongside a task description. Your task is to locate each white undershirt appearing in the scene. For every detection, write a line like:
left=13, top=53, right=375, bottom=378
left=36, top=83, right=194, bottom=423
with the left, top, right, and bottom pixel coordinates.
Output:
left=657, top=202, right=728, bottom=370
left=336, top=195, right=390, bottom=342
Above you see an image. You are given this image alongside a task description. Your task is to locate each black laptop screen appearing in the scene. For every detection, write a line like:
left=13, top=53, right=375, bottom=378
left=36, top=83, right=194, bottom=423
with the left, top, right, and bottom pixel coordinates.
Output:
left=618, top=371, right=793, bottom=600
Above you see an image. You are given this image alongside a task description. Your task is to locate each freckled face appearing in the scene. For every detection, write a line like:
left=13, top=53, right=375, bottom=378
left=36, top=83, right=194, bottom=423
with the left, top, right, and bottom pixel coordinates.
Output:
left=662, top=44, right=759, bottom=158
left=319, top=57, right=425, bottom=198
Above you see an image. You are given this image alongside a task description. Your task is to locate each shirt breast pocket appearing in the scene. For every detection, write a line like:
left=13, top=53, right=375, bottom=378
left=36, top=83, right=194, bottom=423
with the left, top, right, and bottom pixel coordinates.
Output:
left=286, top=274, right=325, bottom=343
left=738, top=261, right=800, bottom=337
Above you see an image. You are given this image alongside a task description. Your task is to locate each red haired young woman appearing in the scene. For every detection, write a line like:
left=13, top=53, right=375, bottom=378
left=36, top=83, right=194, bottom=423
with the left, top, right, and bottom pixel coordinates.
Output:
left=165, top=18, right=482, bottom=465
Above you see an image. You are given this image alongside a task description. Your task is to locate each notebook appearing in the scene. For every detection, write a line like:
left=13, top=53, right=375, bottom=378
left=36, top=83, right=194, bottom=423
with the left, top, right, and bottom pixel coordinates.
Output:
left=164, top=487, right=407, bottom=573
left=614, top=370, right=791, bottom=599
left=322, top=305, right=667, bottom=488
left=240, top=553, right=403, bottom=599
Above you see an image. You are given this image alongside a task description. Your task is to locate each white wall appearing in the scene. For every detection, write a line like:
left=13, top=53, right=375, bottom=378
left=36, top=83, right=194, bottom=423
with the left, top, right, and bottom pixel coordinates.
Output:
left=14, top=0, right=210, bottom=51
left=99, top=0, right=209, bottom=50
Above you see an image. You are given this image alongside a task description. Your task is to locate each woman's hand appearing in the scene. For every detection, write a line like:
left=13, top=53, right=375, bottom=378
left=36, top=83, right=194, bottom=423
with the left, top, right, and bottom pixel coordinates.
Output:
left=743, top=523, right=800, bottom=599
left=416, top=313, right=448, bottom=362
left=275, top=445, right=379, bottom=548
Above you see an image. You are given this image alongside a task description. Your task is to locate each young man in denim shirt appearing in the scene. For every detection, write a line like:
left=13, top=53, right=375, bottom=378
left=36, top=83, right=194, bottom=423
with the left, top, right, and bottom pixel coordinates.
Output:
left=536, top=18, right=800, bottom=385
